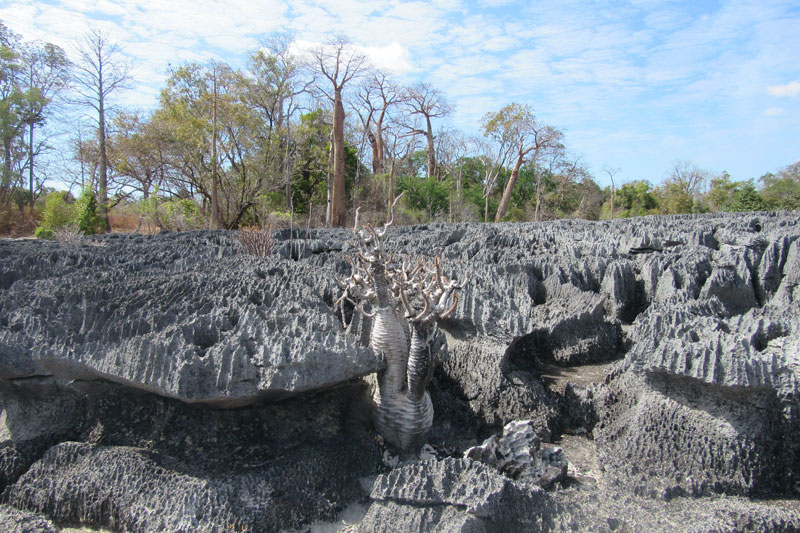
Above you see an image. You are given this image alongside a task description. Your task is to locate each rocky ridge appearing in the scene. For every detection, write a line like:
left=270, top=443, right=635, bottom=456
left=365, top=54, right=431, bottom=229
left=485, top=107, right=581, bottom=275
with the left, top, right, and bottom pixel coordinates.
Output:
left=0, top=211, right=799, bottom=531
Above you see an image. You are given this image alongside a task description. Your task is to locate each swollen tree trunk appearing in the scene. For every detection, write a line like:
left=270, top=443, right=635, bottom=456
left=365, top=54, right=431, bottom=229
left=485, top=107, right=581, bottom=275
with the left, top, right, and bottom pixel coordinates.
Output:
left=331, top=87, right=347, bottom=226
left=494, top=150, right=525, bottom=222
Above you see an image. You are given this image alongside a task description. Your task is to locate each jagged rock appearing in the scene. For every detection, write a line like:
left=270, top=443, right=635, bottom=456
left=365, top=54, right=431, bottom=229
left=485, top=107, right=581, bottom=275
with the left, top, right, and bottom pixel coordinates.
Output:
left=1, top=380, right=380, bottom=532
left=464, top=419, right=568, bottom=489
left=0, top=504, right=59, bottom=533
left=0, top=232, right=379, bottom=406
left=357, top=458, right=558, bottom=532
left=1, top=212, right=800, bottom=531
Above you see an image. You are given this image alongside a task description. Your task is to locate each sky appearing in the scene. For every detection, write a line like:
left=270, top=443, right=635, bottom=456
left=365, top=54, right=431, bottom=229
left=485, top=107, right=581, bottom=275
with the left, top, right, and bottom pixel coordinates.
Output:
left=2, top=0, right=799, bottom=187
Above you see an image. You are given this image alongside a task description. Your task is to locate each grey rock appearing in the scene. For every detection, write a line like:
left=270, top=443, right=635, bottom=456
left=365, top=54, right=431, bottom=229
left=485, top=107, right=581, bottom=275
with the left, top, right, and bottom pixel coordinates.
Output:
left=0, top=232, right=379, bottom=406
left=464, top=419, right=568, bottom=489
left=358, top=457, right=557, bottom=532
left=2, top=212, right=800, bottom=531
left=0, top=504, right=59, bottom=533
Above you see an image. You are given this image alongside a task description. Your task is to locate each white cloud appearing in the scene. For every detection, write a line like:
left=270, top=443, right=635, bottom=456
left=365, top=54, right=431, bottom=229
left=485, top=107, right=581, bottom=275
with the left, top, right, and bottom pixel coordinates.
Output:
left=767, top=81, right=800, bottom=97
left=763, top=107, right=786, bottom=116
left=363, top=42, right=413, bottom=73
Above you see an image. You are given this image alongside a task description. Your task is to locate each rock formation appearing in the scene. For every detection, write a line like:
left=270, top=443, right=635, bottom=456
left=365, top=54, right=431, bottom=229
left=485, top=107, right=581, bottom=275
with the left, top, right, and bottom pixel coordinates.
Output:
left=1, top=211, right=799, bottom=531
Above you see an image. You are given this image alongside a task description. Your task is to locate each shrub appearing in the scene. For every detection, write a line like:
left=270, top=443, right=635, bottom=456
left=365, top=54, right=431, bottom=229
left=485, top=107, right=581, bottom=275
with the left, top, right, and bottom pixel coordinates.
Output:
left=34, top=226, right=55, bottom=240
left=238, top=225, right=275, bottom=257
left=39, top=191, right=74, bottom=230
left=54, top=224, right=84, bottom=246
left=74, top=189, right=105, bottom=235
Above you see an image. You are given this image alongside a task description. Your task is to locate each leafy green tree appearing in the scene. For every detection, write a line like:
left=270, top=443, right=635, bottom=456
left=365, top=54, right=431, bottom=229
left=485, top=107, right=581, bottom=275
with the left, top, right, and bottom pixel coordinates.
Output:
left=397, top=175, right=449, bottom=221
left=0, top=22, right=25, bottom=206
left=605, top=180, right=658, bottom=218
left=760, top=162, right=800, bottom=210
left=35, top=190, right=74, bottom=237
left=705, top=172, right=737, bottom=211
left=74, top=188, right=103, bottom=234
left=158, top=60, right=263, bottom=228
left=481, top=103, right=563, bottom=222
left=660, top=179, right=694, bottom=214
left=20, top=40, right=69, bottom=208
left=727, top=181, right=766, bottom=212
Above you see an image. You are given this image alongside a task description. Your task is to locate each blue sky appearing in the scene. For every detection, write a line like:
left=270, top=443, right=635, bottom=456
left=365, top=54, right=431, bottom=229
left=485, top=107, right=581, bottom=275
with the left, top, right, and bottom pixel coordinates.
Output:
left=2, top=0, right=799, bottom=187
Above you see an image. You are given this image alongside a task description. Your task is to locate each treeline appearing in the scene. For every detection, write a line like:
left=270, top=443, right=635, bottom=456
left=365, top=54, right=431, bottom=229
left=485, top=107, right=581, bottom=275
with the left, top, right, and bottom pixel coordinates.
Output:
left=1, top=23, right=798, bottom=236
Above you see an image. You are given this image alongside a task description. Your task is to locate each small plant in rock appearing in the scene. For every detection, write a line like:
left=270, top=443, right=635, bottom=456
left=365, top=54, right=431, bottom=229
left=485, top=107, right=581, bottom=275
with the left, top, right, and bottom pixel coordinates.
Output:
left=54, top=224, right=84, bottom=247
left=237, top=225, right=276, bottom=257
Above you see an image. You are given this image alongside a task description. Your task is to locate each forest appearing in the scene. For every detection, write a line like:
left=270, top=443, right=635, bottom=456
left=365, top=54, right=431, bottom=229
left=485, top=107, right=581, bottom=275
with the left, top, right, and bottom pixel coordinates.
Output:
left=1, top=22, right=798, bottom=237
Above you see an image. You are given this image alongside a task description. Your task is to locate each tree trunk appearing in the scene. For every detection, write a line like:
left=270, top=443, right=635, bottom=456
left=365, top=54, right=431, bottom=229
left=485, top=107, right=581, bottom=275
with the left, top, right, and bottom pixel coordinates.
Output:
left=534, top=172, right=543, bottom=222
left=368, top=129, right=380, bottom=175
left=495, top=151, right=525, bottom=222
left=425, top=117, right=436, bottom=179
left=374, top=111, right=385, bottom=174
left=325, top=125, right=334, bottom=225
left=28, top=120, right=34, bottom=208
left=331, top=87, right=347, bottom=226
left=97, top=90, right=110, bottom=232
left=610, top=180, right=615, bottom=219
left=210, top=69, right=220, bottom=229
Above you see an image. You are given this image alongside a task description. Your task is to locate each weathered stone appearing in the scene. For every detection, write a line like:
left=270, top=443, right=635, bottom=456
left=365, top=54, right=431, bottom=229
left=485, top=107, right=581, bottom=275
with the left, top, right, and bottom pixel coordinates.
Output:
left=1, top=212, right=799, bottom=531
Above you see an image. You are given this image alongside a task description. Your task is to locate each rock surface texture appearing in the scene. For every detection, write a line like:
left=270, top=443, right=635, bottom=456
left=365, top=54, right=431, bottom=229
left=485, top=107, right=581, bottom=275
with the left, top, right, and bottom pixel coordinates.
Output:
left=1, top=212, right=799, bottom=532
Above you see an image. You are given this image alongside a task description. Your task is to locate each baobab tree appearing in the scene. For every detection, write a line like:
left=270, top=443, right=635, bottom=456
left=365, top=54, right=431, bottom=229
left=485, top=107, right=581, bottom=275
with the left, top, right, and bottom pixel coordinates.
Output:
left=483, top=103, right=563, bottom=222
left=353, top=70, right=403, bottom=175
left=403, top=82, right=452, bottom=180
left=72, top=29, right=131, bottom=231
left=311, top=35, right=367, bottom=226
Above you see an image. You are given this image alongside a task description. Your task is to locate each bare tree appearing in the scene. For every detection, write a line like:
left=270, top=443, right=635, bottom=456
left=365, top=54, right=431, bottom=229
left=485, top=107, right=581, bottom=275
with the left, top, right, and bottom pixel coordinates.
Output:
left=669, top=160, right=709, bottom=197
left=353, top=70, right=403, bottom=175
left=381, top=118, right=419, bottom=215
left=311, top=35, right=367, bottom=226
left=603, top=166, right=620, bottom=219
left=472, top=136, right=511, bottom=222
left=402, top=82, right=452, bottom=180
left=72, top=29, right=131, bottom=230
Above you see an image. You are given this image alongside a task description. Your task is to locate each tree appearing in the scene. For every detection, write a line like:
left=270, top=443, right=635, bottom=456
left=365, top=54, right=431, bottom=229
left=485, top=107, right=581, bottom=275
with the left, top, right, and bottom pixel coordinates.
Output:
left=482, top=103, right=563, bottom=222
left=353, top=70, right=403, bottom=175
left=727, top=180, right=765, bottom=212
left=108, top=110, right=169, bottom=230
left=158, top=60, right=262, bottom=229
left=311, top=35, right=367, bottom=226
left=245, top=33, right=311, bottom=212
left=603, top=166, right=620, bottom=219
left=761, top=162, right=800, bottom=210
left=403, top=82, right=452, bottom=180
left=0, top=22, right=24, bottom=207
left=472, top=135, right=510, bottom=222
left=20, top=40, right=69, bottom=208
left=72, top=29, right=131, bottom=231
left=705, top=171, right=736, bottom=211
